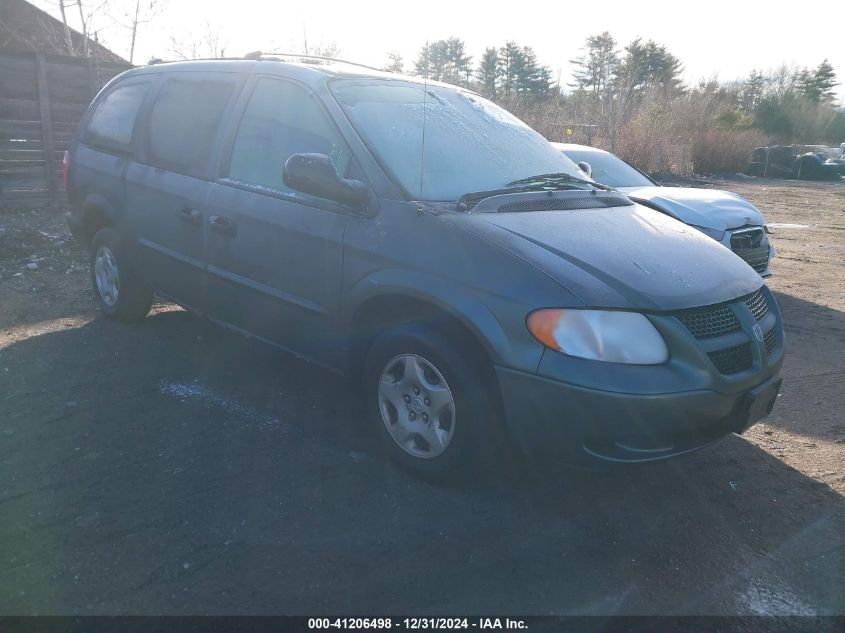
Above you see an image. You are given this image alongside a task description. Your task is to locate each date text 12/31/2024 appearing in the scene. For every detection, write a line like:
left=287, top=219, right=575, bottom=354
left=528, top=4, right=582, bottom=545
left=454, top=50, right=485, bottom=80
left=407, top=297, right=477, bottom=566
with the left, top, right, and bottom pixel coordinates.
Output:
left=308, top=618, right=528, bottom=630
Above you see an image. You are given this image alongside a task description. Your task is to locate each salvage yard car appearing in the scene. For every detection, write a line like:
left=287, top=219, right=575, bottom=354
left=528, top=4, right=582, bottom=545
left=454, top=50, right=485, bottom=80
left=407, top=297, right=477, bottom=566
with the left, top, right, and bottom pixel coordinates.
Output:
left=555, top=142, right=774, bottom=276
left=745, top=145, right=845, bottom=181
left=65, top=57, right=784, bottom=476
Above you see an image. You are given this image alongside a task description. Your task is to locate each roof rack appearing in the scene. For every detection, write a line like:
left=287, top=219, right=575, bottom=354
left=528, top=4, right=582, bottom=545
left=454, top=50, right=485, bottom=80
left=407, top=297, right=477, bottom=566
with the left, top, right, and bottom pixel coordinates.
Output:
left=256, top=52, right=384, bottom=72
left=148, top=56, right=251, bottom=65
left=146, top=53, right=385, bottom=74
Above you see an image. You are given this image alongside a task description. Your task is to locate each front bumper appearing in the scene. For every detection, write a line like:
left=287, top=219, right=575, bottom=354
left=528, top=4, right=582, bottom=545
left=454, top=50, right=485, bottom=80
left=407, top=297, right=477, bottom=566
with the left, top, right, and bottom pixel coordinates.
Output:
left=496, top=367, right=781, bottom=466
left=496, top=286, right=784, bottom=466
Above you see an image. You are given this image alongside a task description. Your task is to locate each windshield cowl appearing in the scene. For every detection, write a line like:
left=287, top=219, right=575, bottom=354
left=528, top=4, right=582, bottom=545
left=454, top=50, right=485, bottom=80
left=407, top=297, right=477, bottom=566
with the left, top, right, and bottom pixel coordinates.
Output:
left=452, top=189, right=633, bottom=214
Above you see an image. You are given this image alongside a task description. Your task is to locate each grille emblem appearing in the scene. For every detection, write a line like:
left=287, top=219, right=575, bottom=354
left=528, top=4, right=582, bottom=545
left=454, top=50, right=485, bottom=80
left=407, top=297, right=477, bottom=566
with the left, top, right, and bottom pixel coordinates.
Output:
left=753, top=323, right=764, bottom=343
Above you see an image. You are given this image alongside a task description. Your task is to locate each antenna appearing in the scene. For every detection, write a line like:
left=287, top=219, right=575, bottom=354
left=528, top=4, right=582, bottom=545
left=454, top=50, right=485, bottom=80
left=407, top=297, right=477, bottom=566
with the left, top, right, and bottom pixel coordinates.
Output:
left=418, top=42, right=429, bottom=202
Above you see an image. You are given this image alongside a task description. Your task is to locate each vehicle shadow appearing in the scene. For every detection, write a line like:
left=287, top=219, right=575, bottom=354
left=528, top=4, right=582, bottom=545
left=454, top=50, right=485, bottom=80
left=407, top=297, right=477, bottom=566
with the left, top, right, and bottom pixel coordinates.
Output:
left=765, top=291, right=845, bottom=442
left=0, top=307, right=843, bottom=616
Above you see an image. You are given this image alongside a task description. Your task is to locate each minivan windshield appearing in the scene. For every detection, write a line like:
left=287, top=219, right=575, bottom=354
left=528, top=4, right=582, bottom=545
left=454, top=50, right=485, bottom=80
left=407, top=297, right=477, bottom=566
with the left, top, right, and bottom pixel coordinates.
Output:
left=560, top=148, right=655, bottom=188
left=330, top=79, right=585, bottom=201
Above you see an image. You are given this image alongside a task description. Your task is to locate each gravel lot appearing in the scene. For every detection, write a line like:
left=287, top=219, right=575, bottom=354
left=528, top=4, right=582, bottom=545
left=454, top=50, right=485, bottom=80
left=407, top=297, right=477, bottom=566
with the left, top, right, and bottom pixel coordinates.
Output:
left=1, top=178, right=843, bottom=616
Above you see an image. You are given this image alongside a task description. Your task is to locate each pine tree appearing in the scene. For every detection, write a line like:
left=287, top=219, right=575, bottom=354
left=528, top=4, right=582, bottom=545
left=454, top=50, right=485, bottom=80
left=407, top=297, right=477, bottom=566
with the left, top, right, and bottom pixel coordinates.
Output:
left=442, top=37, right=472, bottom=87
left=413, top=42, right=445, bottom=80
left=570, top=31, right=619, bottom=99
left=498, top=41, right=526, bottom=96
left=413, top=38, right=471, bottom=86
left=477, top=47, right=499, bottom=98
left=617, top=38, right=684, bottom=96
left=814, top=60, right=837, bottom=101
left=798, top=59, right=838, bottom=102
left=515, top=46, right=552, bottom=98
left=534, top=66, right=554, bottom=99
left=383, top=51, right=404, bottom=74
left=738, top=70, right=765, bottom=113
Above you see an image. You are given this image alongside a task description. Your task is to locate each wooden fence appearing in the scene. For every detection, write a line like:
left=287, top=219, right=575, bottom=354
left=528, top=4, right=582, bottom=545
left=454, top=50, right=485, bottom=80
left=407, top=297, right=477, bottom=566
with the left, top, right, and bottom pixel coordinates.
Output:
left=0, top=51, right=131, bottom=208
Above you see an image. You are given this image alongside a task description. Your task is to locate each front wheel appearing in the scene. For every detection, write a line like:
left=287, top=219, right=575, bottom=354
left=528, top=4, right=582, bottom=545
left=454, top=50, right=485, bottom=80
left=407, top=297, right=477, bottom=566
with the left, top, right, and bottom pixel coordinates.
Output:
left=365, top=321, right=499, bottom=477
left=90, top=228, right=153, bottom=322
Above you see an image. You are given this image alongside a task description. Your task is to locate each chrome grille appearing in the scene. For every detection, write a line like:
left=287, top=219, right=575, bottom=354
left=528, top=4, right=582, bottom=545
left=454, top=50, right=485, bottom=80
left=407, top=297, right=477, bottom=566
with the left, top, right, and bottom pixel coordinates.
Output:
left=730, top=228, right=768, bottom=273
left=677, top=305, right=740, bottom=339
left=745, top=289, right=769, bottom=321
left=707, top=343, right=753, bottom=375
left=730, top=227, right=765, bottom=249
left=733, top=245, right=770, bottom=273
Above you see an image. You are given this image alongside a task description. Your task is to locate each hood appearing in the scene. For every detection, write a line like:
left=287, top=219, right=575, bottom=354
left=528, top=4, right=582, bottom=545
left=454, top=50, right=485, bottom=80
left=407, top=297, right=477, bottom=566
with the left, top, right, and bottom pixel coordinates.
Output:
left=618, top=186, right=765, bottom=231
left=443, top=195, right=762, bottom=312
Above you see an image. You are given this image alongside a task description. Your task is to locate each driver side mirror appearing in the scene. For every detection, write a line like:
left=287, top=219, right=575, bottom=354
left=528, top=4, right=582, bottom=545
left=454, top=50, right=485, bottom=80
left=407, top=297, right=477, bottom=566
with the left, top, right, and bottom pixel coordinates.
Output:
left=283, top=153, right=370, bottom=210
left=577, top=161, right=592, bottom=178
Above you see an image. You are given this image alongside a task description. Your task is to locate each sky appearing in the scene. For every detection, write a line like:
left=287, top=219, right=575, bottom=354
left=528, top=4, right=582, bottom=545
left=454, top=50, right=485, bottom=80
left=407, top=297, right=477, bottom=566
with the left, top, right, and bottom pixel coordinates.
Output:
left=32, top=0, right=845, bottom=102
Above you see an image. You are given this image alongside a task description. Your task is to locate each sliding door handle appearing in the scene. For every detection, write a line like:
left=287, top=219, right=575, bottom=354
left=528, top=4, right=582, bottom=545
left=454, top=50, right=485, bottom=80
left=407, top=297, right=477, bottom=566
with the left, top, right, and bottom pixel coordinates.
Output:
left=208, top=214, right=237, bottom=238
left=178, top=207, right=202, bottom=226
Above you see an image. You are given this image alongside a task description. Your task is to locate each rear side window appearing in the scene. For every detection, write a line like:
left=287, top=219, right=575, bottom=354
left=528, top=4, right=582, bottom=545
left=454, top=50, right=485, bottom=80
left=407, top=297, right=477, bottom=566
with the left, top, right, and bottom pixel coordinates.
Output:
left=148, top=77, right=235, bottom=177
left=227, top=78, right=351, bottom=192
left=85, top=81, right=148, bottom=148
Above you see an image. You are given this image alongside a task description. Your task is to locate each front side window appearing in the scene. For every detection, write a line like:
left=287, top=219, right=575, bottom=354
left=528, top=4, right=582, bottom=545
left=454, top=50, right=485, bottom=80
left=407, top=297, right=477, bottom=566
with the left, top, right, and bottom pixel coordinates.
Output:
left=330, top=80, right=583, bottom=201
left=148, top=77, right=235, bottom=176
left=228, top=78, right=351, bottom=192
left=85, top=81, right=148, bottom=148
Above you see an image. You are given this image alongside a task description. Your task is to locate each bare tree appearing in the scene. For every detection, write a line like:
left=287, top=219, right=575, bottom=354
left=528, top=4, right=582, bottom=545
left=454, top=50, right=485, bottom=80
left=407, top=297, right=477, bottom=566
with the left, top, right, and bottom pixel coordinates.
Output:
left=56, top=0, right=75, bottom=55
left=42, top=0, right=111, bottom=57
left=73, top=0, right=89, bottom=57
left=114, top=0, right=167, bottom=64
left=302, top=41, right=341, bottom=63
left=168, top=22, right=228, bottom=60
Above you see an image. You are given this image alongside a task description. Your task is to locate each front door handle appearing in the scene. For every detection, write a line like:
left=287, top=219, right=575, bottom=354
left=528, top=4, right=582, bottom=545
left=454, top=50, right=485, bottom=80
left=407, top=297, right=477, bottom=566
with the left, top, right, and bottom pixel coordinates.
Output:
left=208, top=214, right=237, bottom=238
left=178, top=207, right=202, bottom=226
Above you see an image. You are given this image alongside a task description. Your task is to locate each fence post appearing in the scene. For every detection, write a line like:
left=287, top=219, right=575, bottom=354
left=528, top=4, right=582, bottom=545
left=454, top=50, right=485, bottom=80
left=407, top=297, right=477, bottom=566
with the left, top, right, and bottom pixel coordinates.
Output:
left=35, top=53, right=58, bottom=202
left=87, top=56, right=99, bottom=99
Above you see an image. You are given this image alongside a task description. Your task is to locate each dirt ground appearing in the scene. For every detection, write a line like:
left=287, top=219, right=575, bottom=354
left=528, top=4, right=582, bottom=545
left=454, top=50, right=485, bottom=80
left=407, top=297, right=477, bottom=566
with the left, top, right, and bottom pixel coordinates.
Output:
left=1, top=178, right=844, bottom=616
left=704, top=177, right=845, bottom=493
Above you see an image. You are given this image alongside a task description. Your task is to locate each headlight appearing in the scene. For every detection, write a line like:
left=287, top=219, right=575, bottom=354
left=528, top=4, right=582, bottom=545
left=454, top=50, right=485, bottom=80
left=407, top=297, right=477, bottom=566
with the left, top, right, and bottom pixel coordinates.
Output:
left=527, top=309, right=668, bottom=365
left=691, top=225, right=726, bottom=241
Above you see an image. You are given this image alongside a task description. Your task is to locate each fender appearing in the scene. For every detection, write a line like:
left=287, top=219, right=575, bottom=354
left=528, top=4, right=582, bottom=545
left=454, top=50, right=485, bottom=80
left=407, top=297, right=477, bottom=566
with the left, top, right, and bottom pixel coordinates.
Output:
left=67, top=192, right=122, bottom=244
left=80, top=192, right=121, bottom=226
left=342, top=267, right=543, bottom=372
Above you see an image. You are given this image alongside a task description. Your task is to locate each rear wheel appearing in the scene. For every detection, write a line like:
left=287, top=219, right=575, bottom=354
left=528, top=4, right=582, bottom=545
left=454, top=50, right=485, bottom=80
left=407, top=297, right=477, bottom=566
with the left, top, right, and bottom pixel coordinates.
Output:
left=365, top=321, right=499, bottom=478
left=90, top=228, right=153, bottom=322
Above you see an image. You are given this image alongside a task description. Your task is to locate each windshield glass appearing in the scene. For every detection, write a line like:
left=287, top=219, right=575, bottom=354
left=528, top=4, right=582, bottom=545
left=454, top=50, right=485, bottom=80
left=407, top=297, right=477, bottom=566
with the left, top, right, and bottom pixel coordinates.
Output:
left=560, top=148, right=655, bottom=188
left=330, top=79, right=584, bottom=201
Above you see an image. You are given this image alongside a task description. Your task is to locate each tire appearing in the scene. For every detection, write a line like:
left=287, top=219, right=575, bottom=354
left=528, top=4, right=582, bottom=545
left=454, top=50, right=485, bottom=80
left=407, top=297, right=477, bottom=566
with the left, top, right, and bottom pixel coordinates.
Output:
left=792, top=154, right=822, bottom=181
left=90, top=227, right=153, bottom=322
left=364, top=321, right=499, bottom=478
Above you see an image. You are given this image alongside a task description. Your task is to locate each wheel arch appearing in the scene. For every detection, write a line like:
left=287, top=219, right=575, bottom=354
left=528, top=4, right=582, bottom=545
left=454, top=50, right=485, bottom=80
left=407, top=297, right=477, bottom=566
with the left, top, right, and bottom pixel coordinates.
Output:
left=78, top=193, right=120, bottom=247
left=344, top=270, right=511, bottom=368
left=346, top=274, right=517, bottom=471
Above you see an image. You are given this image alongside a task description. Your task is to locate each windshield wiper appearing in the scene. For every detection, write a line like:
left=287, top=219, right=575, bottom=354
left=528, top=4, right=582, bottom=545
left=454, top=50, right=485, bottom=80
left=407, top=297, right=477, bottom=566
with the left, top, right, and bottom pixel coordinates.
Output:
left=507, top=172, right=613, bottom=191
left=456, top=182, right=591, bottom=211
left=456, top=174, right=613, bottom=211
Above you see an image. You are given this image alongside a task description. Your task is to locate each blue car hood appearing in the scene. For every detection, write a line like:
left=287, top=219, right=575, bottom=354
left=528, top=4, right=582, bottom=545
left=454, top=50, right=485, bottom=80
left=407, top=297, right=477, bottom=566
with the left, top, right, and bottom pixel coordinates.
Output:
left=618, top=186, right=765, bottom=231
left=444, top=197, right=762, bottom=311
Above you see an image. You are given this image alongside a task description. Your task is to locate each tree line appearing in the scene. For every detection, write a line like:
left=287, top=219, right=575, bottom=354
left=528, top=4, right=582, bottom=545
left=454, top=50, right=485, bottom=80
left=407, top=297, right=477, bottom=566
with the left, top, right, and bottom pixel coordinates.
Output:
left=382, top=33, right=843, bottom=174
left=566, top=31, right=841, bottom=145
left=383, top=39, right=555, bottom=100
